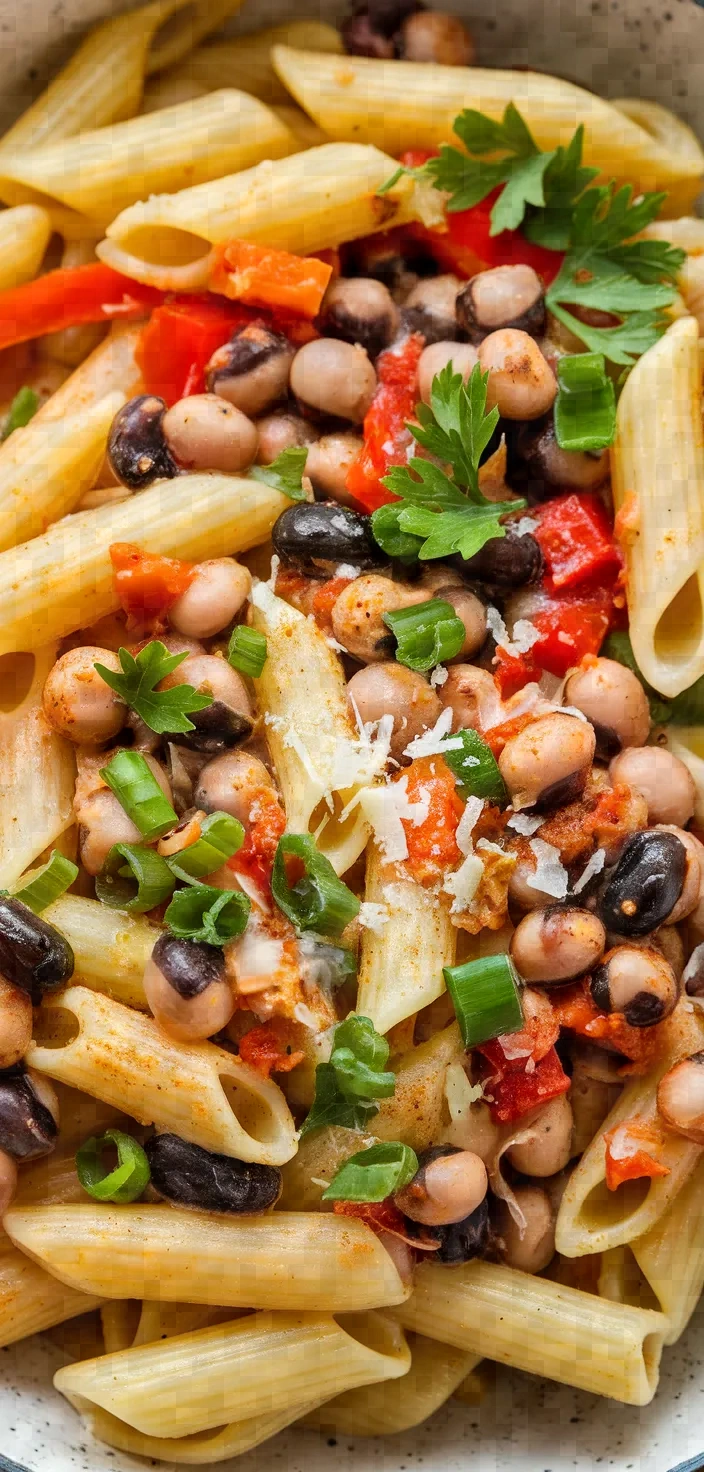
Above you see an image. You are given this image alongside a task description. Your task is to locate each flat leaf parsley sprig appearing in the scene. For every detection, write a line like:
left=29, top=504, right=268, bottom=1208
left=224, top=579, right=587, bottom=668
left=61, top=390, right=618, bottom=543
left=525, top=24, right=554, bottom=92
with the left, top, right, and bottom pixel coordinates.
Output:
left=95, top=640, right=213, bottom=736
left=371, top=360, right=526, bottom=563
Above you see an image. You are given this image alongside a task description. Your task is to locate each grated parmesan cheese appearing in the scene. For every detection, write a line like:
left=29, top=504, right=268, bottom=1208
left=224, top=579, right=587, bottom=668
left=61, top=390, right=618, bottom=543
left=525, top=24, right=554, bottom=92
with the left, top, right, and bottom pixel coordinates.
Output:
left=359, top=776, right=430, bottom=861
left=572, top=846, right=606, bottom=895
left=527, top=838, right=569, bottom=898
left=456, top=796, right=484, bottom=855
left=403, top=706, right=464, bottom=759
left=358, top=901, right=390, bottom=933
left=477, top=838, right=505, bottom=856
left=486, top=606, right=541, bottom=657
left=507, top=812, right=543, bottom=836
left=430, top=665, right=449, bottom=688
left=560, top=705, right=589, bottom=723
left=443, top=851, right=484, bottom=913
left=293, top=1001, right=319, bottom=1030
left=513, top=516, right=538, bottom=536
left=335, top=563, right=361, bottom=579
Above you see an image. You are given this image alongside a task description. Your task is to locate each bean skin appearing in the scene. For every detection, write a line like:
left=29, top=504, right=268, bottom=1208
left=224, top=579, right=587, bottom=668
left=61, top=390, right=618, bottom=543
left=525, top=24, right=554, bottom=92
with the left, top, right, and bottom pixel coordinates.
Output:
left=506, top=1094, right=574, bottom=1177
left=43, top=647, right=126, bottom=746
left=346, top=662, right=442, bottom=763
left=609, top=746, right=695, bottom=828
left=564, top=658, right=651, bottom=757
left=510, top=906, right=606, bottom=984
left=331, top=575, right=427, bottom=663
left=478, top=329, right=557, bottom=420
left=290, top=339, right=377, bottom=424
left=499, top=713, right=596, bottom=812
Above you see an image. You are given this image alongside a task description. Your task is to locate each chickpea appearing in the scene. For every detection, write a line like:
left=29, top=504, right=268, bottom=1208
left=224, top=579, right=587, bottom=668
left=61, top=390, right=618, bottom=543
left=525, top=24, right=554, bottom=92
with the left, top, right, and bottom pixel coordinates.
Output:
left=0, top=977, right=33, bottom=1070
left=478, top=329, right=557, bottom=420
left=497, top=1186, right=556, bottom=1273
left=655, top=825, right=702, bottom=924
left=168, top=558, right=251, bottom=640
left=394, top=1145, right=488, bottom=1226
left=657, top=1052, right=704, bottom=1143
left=161, top=394, right=258, bottom=473
left=510, top=906, right=606, bottom=984
left=43, top=647, right=126, bottom=746
left=316, top=276, right=400, bottom=360
left=499, top=713, right=596, bottom=811
left=331, top=574, right=427, bottom=663
left=590, top=945, right=679, bottom=1027
left=159, top=653, right=253, bottom=752
left=144, top=934, right=235, bottom=1043
left=563, top=658, right=650, bottom=758
left=441, top=665, right=499, bottom=733
left=507, top=1094, right=574, bottom=1177
left=255, top=412, right=316, bottom=465
left=195, top=750, right=275, bottom=824
left=404, top=275, right=463, bottom=343
left=432, top=585, right=487, bottom=662
left=76, top=751, right=172, bottom=875
left=417, top=341, right=478, bottom=405
left=609, top=746, right=695, bottom=828
left=456, top=265, right=545, bottom=344
left=290, top=339, right=377, bottom=424
left=0, top=1149, right=17, bottom=1215
left=400, top=9, right=474, bottom=64
left=305, top=433, right=364, bottom=507
left=206, top=323, right=294, bottom=417
left=346, top=663, right=443, bottom=763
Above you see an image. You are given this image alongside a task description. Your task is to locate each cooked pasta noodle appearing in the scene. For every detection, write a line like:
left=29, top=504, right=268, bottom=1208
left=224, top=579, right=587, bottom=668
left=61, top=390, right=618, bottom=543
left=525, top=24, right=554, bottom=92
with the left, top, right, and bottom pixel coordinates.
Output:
left=356, top=845, right=456, bottom=1033
left=40, top=896, right=156, bottom=1009
left=0, top=205, right=51, bottom=290
left=0, top=1241, right=102, bottom=1349
left=0, top=643, right=75, bottom=887
left=303, top=1331, right=478, bottom=1434
left=152, top=21, right=343, bottom=107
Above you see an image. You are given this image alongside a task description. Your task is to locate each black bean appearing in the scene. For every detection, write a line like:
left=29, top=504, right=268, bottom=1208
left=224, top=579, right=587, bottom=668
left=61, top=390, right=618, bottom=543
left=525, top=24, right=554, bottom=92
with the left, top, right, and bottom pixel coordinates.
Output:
left=0, top=1068, right=58, bottom=1160
left=145, top=1133, right=282, bottom=1214
left=597, top=831, right=687, bottom=937
left=152, top=934, right=225, bottom=999
left=107, top=395, right=177, bottom=490
left=0, top=898, right=74, bottom=1004
left=455, top=531, right=543, bottom=590
left=175, top=700, right=254, bottom=755
left=405, top=1191, right=490, bottom=1264
left=272, top=501, right=383, bottom=576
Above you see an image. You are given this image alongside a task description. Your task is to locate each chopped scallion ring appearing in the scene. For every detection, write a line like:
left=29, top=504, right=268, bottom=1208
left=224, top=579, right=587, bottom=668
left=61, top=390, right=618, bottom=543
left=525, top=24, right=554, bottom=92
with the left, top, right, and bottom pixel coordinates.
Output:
left=166, top=811, right=245, bottom=882
left=13, top=850, right=78, bottom=914
left=76, top=1128, right=150, bottom=1204
left=95, top=843, right=175, bottom=914
left=323, top=1141, right=419, bottom=1202
left=227, top=626, right=267, bottom=678
left=164, top=883, right=250, bottom=946
left=553, top=352, right=616, bottom=452
left=384, top=598, right=466, bottom=673
left=444, top=953, right=524, bottom=1048
left=100, top=749, right=178, bottom=841
left=272, top=834, right=360, bottom=936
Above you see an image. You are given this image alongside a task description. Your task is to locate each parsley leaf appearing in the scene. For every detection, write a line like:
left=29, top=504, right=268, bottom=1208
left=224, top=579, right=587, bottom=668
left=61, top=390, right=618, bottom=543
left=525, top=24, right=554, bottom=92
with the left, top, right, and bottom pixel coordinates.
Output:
left=372, top=361, right=524, bottom=564
left=94, top=641, right=213, bottom=736
left=299, top=1015, right=396, bottom=1137
left=2, top=386, right=39, bottom=441
left=250, top=447, right=309, bottom=501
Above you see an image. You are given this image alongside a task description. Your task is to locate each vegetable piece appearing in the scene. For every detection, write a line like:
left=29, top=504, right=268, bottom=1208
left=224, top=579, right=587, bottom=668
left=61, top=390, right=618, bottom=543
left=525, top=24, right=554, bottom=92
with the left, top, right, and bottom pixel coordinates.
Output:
left=553, top=353, right=616, bottom=451
left=550, top=978, right=663, bottom=1070
left=109, top=544, right=196, bottom=627
left=95, top=842, right=175, bottom=914
left=603, top=1120, right=670, bottom=1191
left=0, top=263, right=163, bottom=352
left=144, top=1133, right=281, bottom=1213
left=398, top=756, right=463, bottom=883
left=443, top=729, right=506, bottom=802
left=1, top=386, right=38, bottom=441
left=0, top=897, right=74, bottom=1003
left=95, top=640, right=214, bottom=736
left=602, top=631, right=672, bottom=725
left=532, top=494, right=621, bottom=592
left=164, top=884, right=250, bottom=946
left=300, top=1014, right=395, bottom=1137
left=384, top=598, right=466, bottom=672
left=12, top=851, right=78, bottom=914
left=479, top=1044, right=570, bottom=1124
left=100, top=749, right=178, bottom=841
left=346, top=333, right=425, bottom=513
left=228, top=788, right=286, bottom=898
left=494, top=585, right=614, bottom=686
left=165, top=812, right=245, bottom=882
left=407, top=188, right=564, bottom=283
left=215, top=240, right=333, bottom=318
left=250, top=446, right=308, bottom=501
left=444, top=953, right=523, bottom=1048
left=137, top=298, right=251, bottom=405
left=323, top=1141, right=419, bottom=1202
left=271, top=834, right=360, bottom=936
left=237, top=1021, right=304, bottom=1078
left=227, top=627, right=267, bottom=678
left=76, top=1128, right=150, bottom=1205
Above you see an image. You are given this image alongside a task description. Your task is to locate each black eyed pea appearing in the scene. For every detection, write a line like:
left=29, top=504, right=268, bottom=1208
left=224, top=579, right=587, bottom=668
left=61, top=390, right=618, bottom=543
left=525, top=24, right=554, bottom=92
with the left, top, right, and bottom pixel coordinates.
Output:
left=506, top=1093, right=574, bottom=1177
left=158, top=654, right=254, bottom=754
left=305, top=433, right=364, bottom=508
left=656, top=1052, right=704, bottom=1144
left=478, top=329, right=557, bottom=420
left=272, top=502, right=382, bottom=577
left=0, top=1067, right=59, bottom=1161
left=510, top=906, right=606, bottom=984
left=0, top=897, right=74, bottom=1005
left=316, top=275, right=400, bottom=360
left=43, top=646, right=127, bottom=746
left=161, top=394, right=258, bottom=474
left=77, top=752, right=172, bottom=876
left=456, top=265, right=545, bottom=344
left=206, top=323, right=295, bottom=418
left=346, top=663, right=443, bottom=763
left=255, top=412, right=317, bottom=465
left=195, top=750, right=275, bottom=825
left=609, top=746, right=696, bottom=828
left=417, top=341, right=478, bottom=405
left=597, top=829, right=689, bottom=937
left=107, top=395, right=176, bottom=490
left=143, top=934, right=236, bottom=1043
left=290, top=339, right=377, bottom=424
left=590, top=944, right=680, bottom=1027
left=331, top=574, right=429, bottom=663
left=440, top=665, right=498, bottom=733
left=498, top=712, right=596, bottom=812
left=399, top=8, right=475, bottom=64
left=513, top=416, right=610, bottom=495
left=496, top=1185, right=556, bottom=1272
left=168, top=558, right=251, bottom=640
left=0, top=977, right=33, bottom=1071
left=654, top=826, right=702, bottom=924
left=403, top=274, right=464, bottom=343
left=563, top=658, right=651, bottom=758
left=431, top=585, right=487, bottom=662
left=394, top=1144, right=488, bottom=1227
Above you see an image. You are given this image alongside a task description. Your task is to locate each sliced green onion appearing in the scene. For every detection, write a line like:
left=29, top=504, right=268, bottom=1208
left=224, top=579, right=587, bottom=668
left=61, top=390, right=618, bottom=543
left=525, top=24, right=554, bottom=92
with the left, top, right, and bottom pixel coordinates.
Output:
left=165, top=883, right=250, bottom=946
left=13, top=850, right=78, bottom=914
left=444, top=953, right=524, bottom=1049
left=384, top=599, right=466, bottom=673
left=167, top=812, right=245, bottom=882
left=228, top=626, right=267, bottom=678
left=76, top=1128, right=150, bottom=1204
left=96, top=843, right=175, bottom=914
left=323, top=1141, right=419, bottom=1202
left=370, top=503, right=424, bottom=566
left=272, top=834, right=360, bottom=936
left=443, top=728, right=506, bottom=803
left=2, top=386, right=39, bottom=441
left=554, top=352, right=616, bottom=452
left=100, top=749, right=178, bottom=841
left=331, top=1014, right=395, bottom=1101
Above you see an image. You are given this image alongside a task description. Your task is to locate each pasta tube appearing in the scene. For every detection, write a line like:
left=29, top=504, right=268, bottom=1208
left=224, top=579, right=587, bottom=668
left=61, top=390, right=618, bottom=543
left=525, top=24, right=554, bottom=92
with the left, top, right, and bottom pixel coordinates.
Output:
left=41, top=895, right=156, bottom=1009
left=303, top=1332, right=478, bottom=1435
left=54, top=1310, right=410, bottom=1439
left=4, top=1205, right=408, bottom=1313
left=0, top=643, right=75, bottom=888
left=155, top=21, right=343, bottom=106
left=356, top=846, right=456, bottom=1034
left=98, top=143, right=423, bottom=291
left=27, top=986, right=297, bottom=1165
left=611, top=98, right=704, bottom=214
left=76, top=1401, right=322, bottom=1465
left=375, top=1023, right=463, bottom=1153
left=251, top=583, right=380, bottom=874
left=132, top=1301, right=238, bottom=1347
left=395, top=1260, right=668, bottom=1406
left=611, top=316, right=704, bottom=698
left=0, top=1241, right=101, bottom=1349
left=38, top=323, right=143, bottom=425
left=100, top=1302, right=141, bottom=1356
left=271, top=49, right=703, bottom=201
left=0, top=205, right=51, bottom=290
left=0, top=473, right=286, bottom=656
left=632, top=1158, right=704, bottom=1344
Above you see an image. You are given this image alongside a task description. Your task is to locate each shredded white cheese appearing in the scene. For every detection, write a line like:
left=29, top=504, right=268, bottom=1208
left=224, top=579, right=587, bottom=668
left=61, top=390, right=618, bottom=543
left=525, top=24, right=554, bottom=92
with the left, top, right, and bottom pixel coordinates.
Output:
left=335, top=563, right=361, bottom=579
left=443, top=852, right=484, bottom=913
left=572, top=847, right=606, bottom=895
left=358, top=901, right=390, bottom=933
left=456, top=796, right=484, bottom=856
left=560, top=705, right=589, bottom=723
left=476, top=838, right=506, bottom=856
left=359, top=776, right=430, bottom=861
left=430, top=664, right=449, bottom=688
left=310, top=1177, right=331, bottom=1189
left=486, top=606, right=541, bottom=657
left=507, top=812, right=543, bottom=836
left=527, top=838, right=569, bottom=898
left=403, top=706, right=464, bottom=759
left=444, top=1062, right=484, bottom=1121
left=293, top=1001, right=319, bottom=1030
left=513, top=516, right=538, bottom=536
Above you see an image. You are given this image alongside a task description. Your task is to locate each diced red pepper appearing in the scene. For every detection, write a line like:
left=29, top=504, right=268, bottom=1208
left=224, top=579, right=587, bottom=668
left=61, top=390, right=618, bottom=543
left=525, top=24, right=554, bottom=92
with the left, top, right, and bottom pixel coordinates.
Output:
left=345, top=333, right=425, bottom=512
left=229, top=787, right=286, bottom=900
left=137, top=297, right=252, bottom=405
left=524, top=586, right=615, bottom=678
left=603, top=1120, right=671, bottom=1191
left=110, top=542, right=195, bottom=627
left=311, top=576, right=355, bottom=633
left=332, top=1198, right=439, bottom=1249
left=0, top=263, right=164, bottom=351
left=238, top=1021, right=304, bottom=1078
left=214, top=240, right=333, bottom=319
left=493, top=647, right=542, bottom=699
left=550, top=980, right=664, bottom=1072
left=482, top=711, right=538, bottom=757
left=396, top=755, right=463, bottom=884
left=532, top=493, right=622, bottom=592
left=479, top=1044, right=570, bottom=1124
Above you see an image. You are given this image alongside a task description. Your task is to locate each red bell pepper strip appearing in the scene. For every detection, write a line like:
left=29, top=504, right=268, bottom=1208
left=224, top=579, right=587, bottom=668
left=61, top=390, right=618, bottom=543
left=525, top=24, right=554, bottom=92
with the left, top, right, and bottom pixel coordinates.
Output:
left=228, top=787, right=286, bottom=901
left=493, top=582, right=616, bottom=693
left=213, top=240, right=333, bottom=319
left=110, top=543, right=195, bottom=627
left=137, top=298, right=252, bottom=405
left=397, top=755, right=463, bottom=884
left=549, top=979, right=664, bottom=1072
left=603, top=1120, right=671, bottom=1191
left=237, top=1021, right=304, bottom=1078
left=332, top=1198, right=440, bottom=1249
left=345, top=332, right=424, bottom=512
left=532, top=493, right=622, bottom=593
left=479, top=1043, right=570, bottom=1124
left=0, top=263, right=164, bottom=351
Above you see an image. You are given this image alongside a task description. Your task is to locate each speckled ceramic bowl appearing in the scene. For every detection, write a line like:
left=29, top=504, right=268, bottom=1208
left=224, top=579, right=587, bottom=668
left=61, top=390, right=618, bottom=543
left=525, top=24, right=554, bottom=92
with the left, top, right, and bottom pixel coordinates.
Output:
left=0, top=2, right=703, bottom=1469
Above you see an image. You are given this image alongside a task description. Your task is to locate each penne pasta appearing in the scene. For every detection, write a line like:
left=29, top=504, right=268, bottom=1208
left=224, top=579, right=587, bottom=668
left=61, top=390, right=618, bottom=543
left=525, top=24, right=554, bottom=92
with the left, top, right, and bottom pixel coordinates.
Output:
left=41, top=895, right=156, bottom=1009
left=611, top=98, right=704, bottom=213
left=271, top=49, right=704, bottom=204
left=37, top=323, right=142, bottom=424
left=97, top=143, right=425, bottom=291
left=374, top=1023, right=463, bottom=1153
left=0, top=643, right=75, bottom=887
left=611, top=316, right=704, bottom=698
left=75, top=1400, right=323, bottom=1465
left=132, top=1301, right=239, bottom=1347
left=303, top=1331, right=478, bottom=1435
left=54, top=1309, right=411, bottom=1439
left=154, top=21, right=343, bottom=107
left=0, top=473, right=286, bottom=656
left=251, top=582, right=379, bottom=874
left=0, top=1240, right=102, bottom=1349
left=356, top=845, right=456, bottom=1033
left=100, top=1301, right=142, bottom=1356
left=0, top=205, right=51, bottom=290
left=145, top=0, right=247, bottom=77
left=4, top=1204, right=408, bottom=1313
left=27, top=986, right=297, bottom=1164
left=632, top=1157, right=704, bottom=1344
left=394, top=1259, right=668, bottom=1405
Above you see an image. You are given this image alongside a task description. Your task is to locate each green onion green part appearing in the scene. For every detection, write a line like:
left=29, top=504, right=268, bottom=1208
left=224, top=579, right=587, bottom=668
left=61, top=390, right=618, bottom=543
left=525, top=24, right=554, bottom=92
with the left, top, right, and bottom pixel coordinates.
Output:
left=553, top=352, right=616, bottom=452
left=164, top=883, right=250, bottom=946
left=13, top=850, right=78, bottom=914
left=76, top=1128, right=151, bottom=1204
left=443, top=728, right=507, bottom=803
left=272, top=834, right=360, bottom=936
left=100, top=749, right=178, bottom=841
left=384, top=598, right=466, bottom=673
left=2, top=386, right=39, bottom=441
left=444, top=953, right=524, bottom=1048
left=95, top=843, right=175, bottom=914
left=227, top=626, right=267, bottom=678
left=323, top=1141, right=419, bottom=1202
left=300, top=1014, right=396, bottom=1137
left=166, top=811, right=245, bottom=883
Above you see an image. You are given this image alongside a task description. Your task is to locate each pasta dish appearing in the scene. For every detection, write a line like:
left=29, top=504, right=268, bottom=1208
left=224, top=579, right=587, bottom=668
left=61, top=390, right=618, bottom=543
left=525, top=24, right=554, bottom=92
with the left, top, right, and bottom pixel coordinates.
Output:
left=1, top=0, right=704, bottom=1458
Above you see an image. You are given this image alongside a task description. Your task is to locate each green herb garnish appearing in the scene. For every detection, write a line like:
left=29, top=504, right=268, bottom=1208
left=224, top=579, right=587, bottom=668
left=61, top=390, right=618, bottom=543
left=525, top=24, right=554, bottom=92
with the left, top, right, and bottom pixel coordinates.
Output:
left=300, top=1015, right=396, bottom=1137
left=2, top=386, right=39, bottom=441
left=164, top=883, right=250, bottom=946
left=322, top=1141, right=418, bottom=1202
left=553, top=352, right=616, bottom=451
left=250, top=447, right=309, bottom=501
left=95, top=641, right=213, bottom=736
left=76, top=1128, right=150, bottom=1204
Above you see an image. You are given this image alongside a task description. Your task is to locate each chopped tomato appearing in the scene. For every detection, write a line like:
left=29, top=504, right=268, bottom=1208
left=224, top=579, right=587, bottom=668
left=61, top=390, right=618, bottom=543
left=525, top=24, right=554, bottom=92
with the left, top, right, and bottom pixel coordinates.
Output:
left=214, top=240, right=333, bottom=319
left=311, top=576, right=355, bottom=633
left=493, top=647, right=541, bottom=700
left=229, top=787, right=286, bottom=899
left=273, top=565, right=316, bottom=616
left=238, top=1020, right=304, bottom=1077
left=550, top=980, right=664, bottom=1073
left=524, top=585, right=615, bottom=678
left=137, top=297, right=251, bottom=404
left=489, top=996, right=560, bottom=1070
left=109, top=542, right=195, bottom=627
left=603, top=1119, right=671, bottom=1191
left=345, top=333, right=425, bottom=512
left=396, top=755, right=463, bottom=884
left=532, top=494, right=622, bottom=592
left=0, top=263, right=164, bottom=351
left=482, top=711, right=538, bottom=758
left=479, top=1044, right=570, bottom=1124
